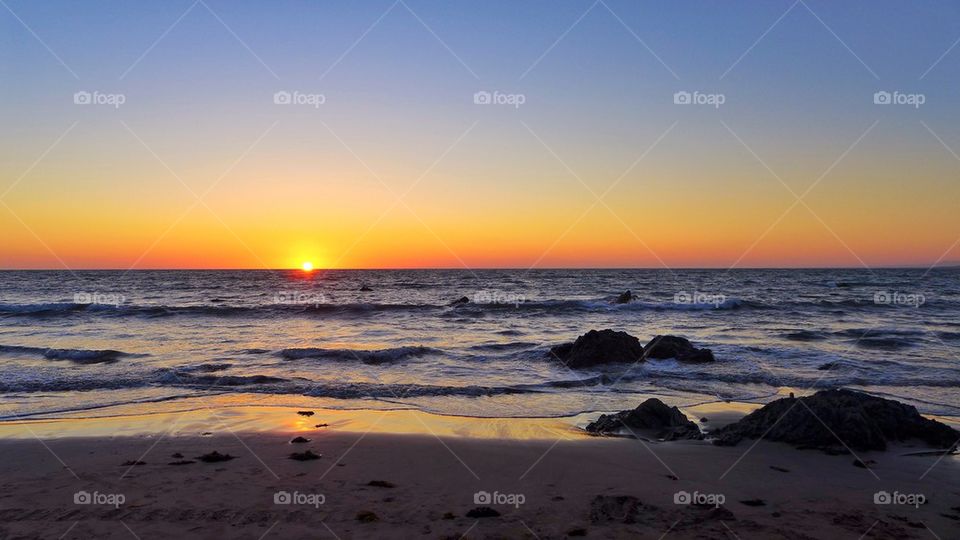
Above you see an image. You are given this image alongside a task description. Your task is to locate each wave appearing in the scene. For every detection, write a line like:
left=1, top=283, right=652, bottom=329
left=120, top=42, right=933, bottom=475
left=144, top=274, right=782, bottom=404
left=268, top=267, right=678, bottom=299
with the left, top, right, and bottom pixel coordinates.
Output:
left=3, top=293, right=952, bottom=321
left=278, top=345, right=443, bottom=364
left=0, top=344, right=142, bottom=364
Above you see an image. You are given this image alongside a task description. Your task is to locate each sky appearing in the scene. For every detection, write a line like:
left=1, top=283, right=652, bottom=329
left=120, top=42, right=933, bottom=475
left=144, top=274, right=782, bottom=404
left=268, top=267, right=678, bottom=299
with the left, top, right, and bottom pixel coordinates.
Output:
left=2, top=0, right=959, bottom=269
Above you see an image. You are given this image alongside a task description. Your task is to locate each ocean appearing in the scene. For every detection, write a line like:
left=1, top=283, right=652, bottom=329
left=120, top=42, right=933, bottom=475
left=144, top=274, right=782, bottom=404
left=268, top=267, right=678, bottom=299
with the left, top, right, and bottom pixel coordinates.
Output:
left=1, top=268, right=958, bottom=422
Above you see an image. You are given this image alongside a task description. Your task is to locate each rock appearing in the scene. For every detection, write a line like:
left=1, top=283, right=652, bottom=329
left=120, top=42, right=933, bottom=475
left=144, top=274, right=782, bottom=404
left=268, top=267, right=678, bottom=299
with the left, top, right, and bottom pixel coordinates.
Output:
left=121, top=460, right=146, bottom=466
left=367, top=480, right=395, bottom=488
left=171, top=452, right=184, bottom=458
left=289, top=450, right=321, bottom=461
left=712, top=389, right=960, bottom=452
left=614, top=290, right=633, bottom=304
left=739, top=499, right=766, bottom=507
left=450, top=296, right=470, bottom=306
left=314, top=423, right=329, bottom=428
left=643, top=335, right=714, bottom=362
left=585, top=398, right=703, bottom=440
left=359, top=285, right=372, bottom=292
left=549, top=329, right=644, bottom=368
left=817, top=362, right=837, bottom=371
left=290, top=436, right=310, bottom=443
left=567, top=528, right=588, bottom=536
left=168, top=460, right=196, bottom=465
left=196, top=451, right=235, bottom=463
left=441, top=512, right=455, bottom=520
left=356, top=511, right=379, bottom=523
left=296, top=411, right=314, bottom=417
left=589, top=495, right=643, bottom=524
left=466, top=507, right=500, bottom=518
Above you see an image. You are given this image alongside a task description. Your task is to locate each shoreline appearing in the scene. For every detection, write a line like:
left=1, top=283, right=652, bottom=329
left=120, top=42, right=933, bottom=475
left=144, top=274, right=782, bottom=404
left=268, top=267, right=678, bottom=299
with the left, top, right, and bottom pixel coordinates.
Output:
left=0, top=393, right=777, bottom=441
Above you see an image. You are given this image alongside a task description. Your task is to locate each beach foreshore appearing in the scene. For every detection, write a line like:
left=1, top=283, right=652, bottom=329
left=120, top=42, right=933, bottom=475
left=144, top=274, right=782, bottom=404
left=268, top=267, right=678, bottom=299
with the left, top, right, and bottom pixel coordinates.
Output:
left=0, top=405, right=958, bottom=539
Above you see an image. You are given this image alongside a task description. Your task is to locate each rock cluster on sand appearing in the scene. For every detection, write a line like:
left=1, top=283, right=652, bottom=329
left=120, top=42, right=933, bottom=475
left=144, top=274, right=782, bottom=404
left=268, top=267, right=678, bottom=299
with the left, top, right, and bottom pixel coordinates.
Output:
left=712, top=389, right=960, bottom=451
left=549, top=330, right=644, bottom=368
left=586, top=398, right=703, bottom=440
left=549, top=330, right=714, bottom=368
left=643, top=335, right=715, bottom=363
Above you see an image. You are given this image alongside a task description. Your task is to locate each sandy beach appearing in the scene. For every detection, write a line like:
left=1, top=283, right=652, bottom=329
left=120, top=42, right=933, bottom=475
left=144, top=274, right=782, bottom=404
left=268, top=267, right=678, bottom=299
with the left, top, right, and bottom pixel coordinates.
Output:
left=1, top=406, right=957, bottom=539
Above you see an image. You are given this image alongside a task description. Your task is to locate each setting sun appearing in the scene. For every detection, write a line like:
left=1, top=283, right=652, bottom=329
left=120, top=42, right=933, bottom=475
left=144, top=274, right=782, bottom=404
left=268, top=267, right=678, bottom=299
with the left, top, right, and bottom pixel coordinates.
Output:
left=301, top=261, right=313, bottom=272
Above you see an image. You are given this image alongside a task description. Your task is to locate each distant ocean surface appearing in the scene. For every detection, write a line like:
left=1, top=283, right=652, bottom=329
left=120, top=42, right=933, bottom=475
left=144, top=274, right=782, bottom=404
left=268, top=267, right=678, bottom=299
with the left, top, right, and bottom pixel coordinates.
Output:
left=1, top=269, right=958, bottom=422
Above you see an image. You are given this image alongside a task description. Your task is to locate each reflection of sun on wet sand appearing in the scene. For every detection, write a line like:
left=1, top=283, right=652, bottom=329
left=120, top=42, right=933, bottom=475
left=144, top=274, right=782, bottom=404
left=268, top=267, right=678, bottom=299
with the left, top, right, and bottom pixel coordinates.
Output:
left=1, top=401, right=957, bottom=539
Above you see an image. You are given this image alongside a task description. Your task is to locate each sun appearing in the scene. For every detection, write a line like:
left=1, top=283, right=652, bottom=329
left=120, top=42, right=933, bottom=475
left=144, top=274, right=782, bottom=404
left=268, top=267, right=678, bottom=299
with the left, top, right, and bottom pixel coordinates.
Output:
left=301, top=261, right=313, bottom=272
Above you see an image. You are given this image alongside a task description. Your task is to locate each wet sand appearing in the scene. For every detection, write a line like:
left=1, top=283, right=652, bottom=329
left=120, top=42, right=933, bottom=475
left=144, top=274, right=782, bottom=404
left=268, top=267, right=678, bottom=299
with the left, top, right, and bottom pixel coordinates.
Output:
left=0, top=406, right=958, bottom=539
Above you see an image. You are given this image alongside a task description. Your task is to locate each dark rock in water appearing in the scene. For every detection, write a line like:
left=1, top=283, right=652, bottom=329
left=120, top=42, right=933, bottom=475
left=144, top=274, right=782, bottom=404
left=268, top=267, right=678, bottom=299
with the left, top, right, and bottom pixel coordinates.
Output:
left=168, top=460, right=196, bottom=466
left=359, top=285, right=372, bottom=292
left=296, top=410, right=314, bottom=417
left=196, top=451, right=235, bottom=463
left=740, top=499, right=766, bottom=507
left=549, top=329, right=644, bottom=368
left=466, top=507, right=500, bottom=518
left=614, top=290, right=633, bottom=304
left=290, top=436, right=310, bottom=443
left=643, top=335, right=715, bottom=362
left=589, top=495, right=647, bottom=524
left=450, top=296, right=470, bottom=306
left=171, top=452, right=184, bottom=459
left=817, top=362, right=838, bottom=371
left=712, top=389, right=960, bottom=452
left=121, top=460, right=146, bottom=466
left=314, top=423, right=329, bottom=428
left=289, top=450, right=322, bottom=461
left=586, top=398, right=703, bottom=440
left=567, top=527, right=588, bottom=536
